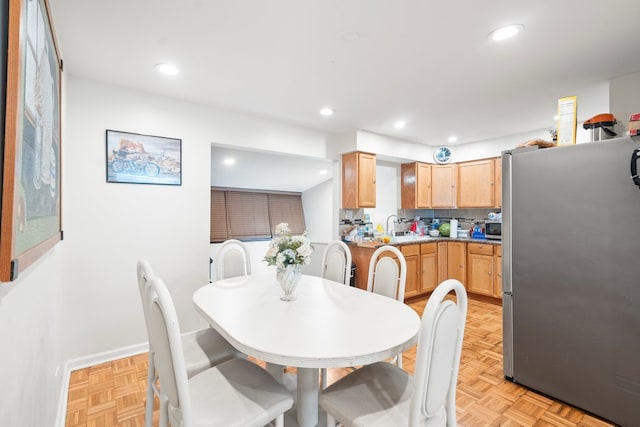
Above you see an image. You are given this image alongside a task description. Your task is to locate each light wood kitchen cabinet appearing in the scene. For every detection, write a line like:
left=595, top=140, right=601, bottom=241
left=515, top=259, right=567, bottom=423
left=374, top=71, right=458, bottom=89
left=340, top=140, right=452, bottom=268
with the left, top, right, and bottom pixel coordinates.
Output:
left=446, top=241, right=466, bottom=284
left=494, top=156, right=502, bottom=208
left=431, top=164, right=457, bottom=208
left=437, top=241, right=448, bottom=284
left=342, top=151, right=376, bottom=208
left=400, top=244, right=421, bottom=299
left=420, top=243, right=438, bottom=294
left=457, top=159, right=495, bottom=208
left=494, top=245, right=502, bottom=298
left=467, top=243, right=494, bottom=296
left=401, top=162, right=431, bottom=209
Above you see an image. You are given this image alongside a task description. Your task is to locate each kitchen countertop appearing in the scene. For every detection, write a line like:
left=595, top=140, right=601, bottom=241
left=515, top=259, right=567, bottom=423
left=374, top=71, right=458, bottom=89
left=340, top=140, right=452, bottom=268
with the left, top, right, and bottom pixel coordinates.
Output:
left=349, top=236, right=501, bottom=248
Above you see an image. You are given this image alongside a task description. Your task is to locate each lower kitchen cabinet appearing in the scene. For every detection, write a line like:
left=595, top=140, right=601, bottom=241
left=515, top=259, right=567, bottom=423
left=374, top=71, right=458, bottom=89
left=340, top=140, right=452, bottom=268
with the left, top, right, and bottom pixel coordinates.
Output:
left=437, top=241, right=448, bottom=285
left=420, top=243, right=438, bottom=294
left=494, top=245, right=502, bottom=298
left=435, top=241, right=466, bottom=287
left=447, top=241, right=466, bottom=284
left=467, top=243, right=495, bottom=296
left=400, top=244, right=420, bottom=298
left=349, top=240, right=501, bottom=302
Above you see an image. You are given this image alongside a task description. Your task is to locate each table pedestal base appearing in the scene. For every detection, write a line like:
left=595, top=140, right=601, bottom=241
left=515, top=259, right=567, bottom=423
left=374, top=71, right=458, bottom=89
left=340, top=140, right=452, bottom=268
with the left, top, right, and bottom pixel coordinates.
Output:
left=266, top=363, right=322, bottom=427
left=296, top=368, right=319, bottom=426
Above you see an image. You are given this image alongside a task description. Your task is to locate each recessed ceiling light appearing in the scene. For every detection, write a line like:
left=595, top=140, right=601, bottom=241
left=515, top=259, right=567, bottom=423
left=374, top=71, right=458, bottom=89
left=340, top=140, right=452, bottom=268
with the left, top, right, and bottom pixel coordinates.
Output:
left=553, top=115, right=559, bottom=121
left=155, top=63, right=179, bottom=76
left=448, top=136, right=458, bottom=143
left=319, top=169, right=328, bottom=175
left=394, top=120, right=406, bottom=129
left=319, top=107, right=335, bottom=117
left=489, top=24, right=524, bottom=41
left=223, top=158, right=235, bottom=166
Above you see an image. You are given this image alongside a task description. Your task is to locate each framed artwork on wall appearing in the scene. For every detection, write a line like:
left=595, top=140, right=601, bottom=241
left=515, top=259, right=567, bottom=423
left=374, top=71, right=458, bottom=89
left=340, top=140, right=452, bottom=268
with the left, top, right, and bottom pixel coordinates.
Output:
left=106, top=130, right=182, bottom=186
left=0, top=0, right=62, bottom=282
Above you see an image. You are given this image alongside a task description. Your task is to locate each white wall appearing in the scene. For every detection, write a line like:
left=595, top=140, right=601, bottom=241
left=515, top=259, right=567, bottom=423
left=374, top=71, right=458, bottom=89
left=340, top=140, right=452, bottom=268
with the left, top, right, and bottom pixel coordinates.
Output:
left=61, top=76, right=336, bottom=364
left=364, top=163, right=400, bottom=231
left=0, top=249, right=64, bottom=425
left=610, top=71, right=640, bottom=132
left=302, top=178, right=335, bottom=243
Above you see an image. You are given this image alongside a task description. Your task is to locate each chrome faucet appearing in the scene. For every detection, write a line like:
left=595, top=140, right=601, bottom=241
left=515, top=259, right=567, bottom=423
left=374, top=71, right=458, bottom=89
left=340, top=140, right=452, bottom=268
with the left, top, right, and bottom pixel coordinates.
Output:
left=386, top=214, right=399, bottom=235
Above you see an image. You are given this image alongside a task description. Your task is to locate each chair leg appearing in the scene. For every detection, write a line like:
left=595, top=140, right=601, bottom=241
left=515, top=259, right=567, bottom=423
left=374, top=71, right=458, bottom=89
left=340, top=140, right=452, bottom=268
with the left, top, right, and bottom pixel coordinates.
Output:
left=321, top=368, right=327, bottom=390
left=145, top=354, right=155, bottom=427
left=274, top=414, right=284, bottom=427
left=159, top=394, right=169, bottom=427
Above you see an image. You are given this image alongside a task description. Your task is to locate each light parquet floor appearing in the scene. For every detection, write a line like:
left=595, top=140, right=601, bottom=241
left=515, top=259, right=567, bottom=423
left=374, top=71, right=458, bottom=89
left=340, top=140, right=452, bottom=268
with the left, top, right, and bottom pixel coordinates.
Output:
left=65, top=297, right=616, bottom=427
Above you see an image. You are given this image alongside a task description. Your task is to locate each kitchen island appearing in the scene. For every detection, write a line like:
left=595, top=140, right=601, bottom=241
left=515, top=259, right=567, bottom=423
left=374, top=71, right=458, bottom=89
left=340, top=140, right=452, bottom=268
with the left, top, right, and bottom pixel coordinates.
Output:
left=348, top=237, right=502, bottom=301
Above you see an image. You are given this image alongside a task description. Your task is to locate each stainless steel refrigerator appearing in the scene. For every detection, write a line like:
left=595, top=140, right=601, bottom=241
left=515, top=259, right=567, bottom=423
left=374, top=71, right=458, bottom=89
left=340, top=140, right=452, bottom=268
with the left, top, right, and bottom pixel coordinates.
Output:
left=502, top=135, right=640, bottom=427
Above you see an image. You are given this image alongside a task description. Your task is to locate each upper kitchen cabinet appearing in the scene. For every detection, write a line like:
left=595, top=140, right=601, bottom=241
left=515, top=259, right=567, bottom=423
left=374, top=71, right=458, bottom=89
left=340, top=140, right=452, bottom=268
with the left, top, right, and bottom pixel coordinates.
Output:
left=401, top=162, right=431, bottom=209
left=342, top=151, right=376, bottom=208
left=431, top=164, right=458, bottom=208
left=494, top=157, right=502, bottom=208
left=457, top=159, right=495, bottom=208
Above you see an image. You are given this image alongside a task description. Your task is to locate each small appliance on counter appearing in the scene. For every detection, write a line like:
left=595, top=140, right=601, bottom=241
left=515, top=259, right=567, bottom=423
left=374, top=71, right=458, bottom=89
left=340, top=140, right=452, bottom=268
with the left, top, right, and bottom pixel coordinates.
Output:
left=583, top=113, right=618, bottom=141
left=485, top=221, right=501, bottom=240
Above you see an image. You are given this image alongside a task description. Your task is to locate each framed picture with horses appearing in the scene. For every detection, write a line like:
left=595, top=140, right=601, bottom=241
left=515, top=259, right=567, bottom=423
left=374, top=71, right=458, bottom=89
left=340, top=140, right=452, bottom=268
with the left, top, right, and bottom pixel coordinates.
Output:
left=105, top=130, right=182, bottom=186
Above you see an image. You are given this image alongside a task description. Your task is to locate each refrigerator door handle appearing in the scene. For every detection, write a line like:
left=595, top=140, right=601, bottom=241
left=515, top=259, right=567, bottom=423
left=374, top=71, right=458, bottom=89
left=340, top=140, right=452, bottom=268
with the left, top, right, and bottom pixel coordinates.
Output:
left=631, top=147, right=640, bottom=188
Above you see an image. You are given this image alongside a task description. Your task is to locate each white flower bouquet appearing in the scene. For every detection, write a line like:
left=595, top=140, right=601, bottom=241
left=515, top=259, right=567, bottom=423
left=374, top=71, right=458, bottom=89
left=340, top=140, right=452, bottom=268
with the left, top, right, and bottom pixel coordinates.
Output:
left=264, top=223, right=313, bottom=268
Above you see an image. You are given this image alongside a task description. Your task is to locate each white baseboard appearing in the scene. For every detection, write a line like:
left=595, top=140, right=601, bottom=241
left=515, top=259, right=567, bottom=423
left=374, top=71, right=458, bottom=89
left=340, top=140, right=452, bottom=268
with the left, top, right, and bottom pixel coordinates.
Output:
left=55, top=342, right=149, bottom=427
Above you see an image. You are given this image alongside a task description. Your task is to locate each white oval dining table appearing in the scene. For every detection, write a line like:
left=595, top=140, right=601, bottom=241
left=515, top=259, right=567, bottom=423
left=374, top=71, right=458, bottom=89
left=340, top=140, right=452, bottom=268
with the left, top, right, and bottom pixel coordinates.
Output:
left=193, top=273, right=420, bottom=427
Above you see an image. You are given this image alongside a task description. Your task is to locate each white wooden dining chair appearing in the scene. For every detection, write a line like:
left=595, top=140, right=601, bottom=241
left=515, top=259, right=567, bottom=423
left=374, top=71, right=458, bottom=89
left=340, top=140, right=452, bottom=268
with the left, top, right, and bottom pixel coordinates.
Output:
left=214, top=239, right=252, bottom=281
left=366, top=244, right=407, bottom=367
left=321, top=240, right=352, bottom=286
left=320, top=279, right=468, bottom=427
left=136, top=261, right=241, bottom=427
left=319, top=240, right=353, bottom=389
left=146, top=275, right=294, bottom=427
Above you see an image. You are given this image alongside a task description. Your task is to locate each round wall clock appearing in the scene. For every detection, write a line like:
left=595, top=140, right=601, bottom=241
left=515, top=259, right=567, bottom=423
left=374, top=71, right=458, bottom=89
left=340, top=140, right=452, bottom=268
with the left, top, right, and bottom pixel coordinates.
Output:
left=433, top=146, right=452, bottom=164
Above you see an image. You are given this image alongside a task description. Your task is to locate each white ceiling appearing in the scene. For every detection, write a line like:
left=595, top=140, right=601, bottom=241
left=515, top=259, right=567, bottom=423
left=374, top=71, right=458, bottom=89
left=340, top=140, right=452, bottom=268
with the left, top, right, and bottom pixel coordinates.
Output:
left=49, top=0, right=640, bottom=190
left=211, top=146, right=333, bottom=192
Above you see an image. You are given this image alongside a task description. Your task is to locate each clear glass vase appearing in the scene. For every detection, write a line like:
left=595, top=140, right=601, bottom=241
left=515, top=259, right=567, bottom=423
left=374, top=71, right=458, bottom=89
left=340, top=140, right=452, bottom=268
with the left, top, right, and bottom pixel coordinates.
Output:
left=276, top=264, right=303, bottom=301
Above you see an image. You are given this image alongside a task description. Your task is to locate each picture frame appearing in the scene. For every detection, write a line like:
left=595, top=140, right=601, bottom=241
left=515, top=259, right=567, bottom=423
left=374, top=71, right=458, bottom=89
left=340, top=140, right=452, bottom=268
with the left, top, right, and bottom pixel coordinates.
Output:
left=106, top=130, right=182, bottom=186
left=0, top=0, right=62, bottom=282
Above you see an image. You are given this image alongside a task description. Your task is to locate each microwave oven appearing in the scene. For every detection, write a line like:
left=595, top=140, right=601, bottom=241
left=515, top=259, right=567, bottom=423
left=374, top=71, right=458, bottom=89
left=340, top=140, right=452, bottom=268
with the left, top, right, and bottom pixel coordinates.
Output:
left=485, top=221, right=501, bottom=240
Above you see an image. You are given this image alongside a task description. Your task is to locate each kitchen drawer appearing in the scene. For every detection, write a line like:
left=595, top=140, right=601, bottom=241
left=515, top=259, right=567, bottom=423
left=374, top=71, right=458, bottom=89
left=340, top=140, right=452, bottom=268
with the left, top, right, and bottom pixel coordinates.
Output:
left=420, top=243, right=437, bottom=254
left=468, top=243, right=494, bottom=256
left=400, top=244, right=420, bottom=257
left=496, top=245, right=502, bottom=257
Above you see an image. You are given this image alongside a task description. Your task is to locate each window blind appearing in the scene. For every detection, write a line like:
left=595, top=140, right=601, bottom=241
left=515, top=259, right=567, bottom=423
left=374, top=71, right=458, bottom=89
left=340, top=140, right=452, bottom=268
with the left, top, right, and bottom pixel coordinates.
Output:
left=268, top=194, right=306, bottom=235
left=210, top=189, right=228, bottom=242
left=225, top=191, right=271, bottom=240
left=210, top=188, right=307, bottom=243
